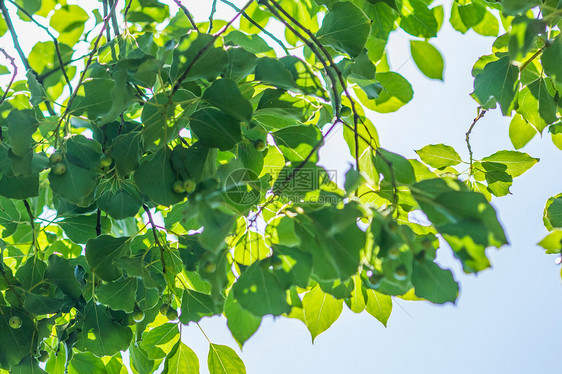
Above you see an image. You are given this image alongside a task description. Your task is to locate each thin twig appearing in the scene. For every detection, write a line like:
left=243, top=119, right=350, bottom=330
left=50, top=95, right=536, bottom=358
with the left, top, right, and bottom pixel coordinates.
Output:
left=0, top=0, right=56, bottom=115
left=96, top=209, right=102, bottom=236
left=520, top=44, right=548, bottom=72
left=171, top=0, right=253, bottom=95
left=172, top=0, right=200, bottom=33
left=265, top=0, right=365, bottom=172
left=208, top=0, right=218, bottom=33
left=7, top=0, right=73, bottom=93
left=23, top=200, right=39, bottom=257
left=108, top=0, right=120, bottom=37
left=0, top=48, right=17, bottom=105
left=219, top=0, right=290, bottom=55
left=466, top=108, right=487, bottom=177
left=57, top=0, right=120, bottom=139
left=143, top=204, right=167, bottom=275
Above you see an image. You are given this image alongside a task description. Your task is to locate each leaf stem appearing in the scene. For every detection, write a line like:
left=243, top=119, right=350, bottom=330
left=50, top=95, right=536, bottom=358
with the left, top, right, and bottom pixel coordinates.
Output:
left=142, top=204, right=167, bottom=275
left=23, top=200, right=39, bottom=257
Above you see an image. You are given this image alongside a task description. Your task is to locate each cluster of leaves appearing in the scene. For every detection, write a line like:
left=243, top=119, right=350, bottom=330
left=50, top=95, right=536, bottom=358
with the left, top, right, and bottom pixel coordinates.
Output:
left=0, top=0, right=559, bottom=372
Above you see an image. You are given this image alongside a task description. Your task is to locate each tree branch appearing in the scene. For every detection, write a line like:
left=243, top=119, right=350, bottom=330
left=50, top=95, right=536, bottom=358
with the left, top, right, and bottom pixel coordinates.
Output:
left=219, top=0, right=290, bottom=55
left=466, top=108, right=487, bottom=177
left=143, top=204, right=167, bottom=275
left=171, top=0, right=253, bottom=95
left=0, top=47, right=17, bottom=106
left=7, top=0, right=73, bottom=93
left=23, top=200, right=39, bottom=257
left=172, top=0, right=200, bottom=33
left=208, top=0, right=218, bottom=33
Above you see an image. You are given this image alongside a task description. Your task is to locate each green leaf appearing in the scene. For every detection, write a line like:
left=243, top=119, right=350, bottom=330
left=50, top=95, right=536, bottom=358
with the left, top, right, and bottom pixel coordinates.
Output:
left=46, top=254, right=82, bottom=299
left=374, top=148, right=416, bottom=185
left=134, top=147, right=185, bottom=206
left=517, top=78, right=558, bottom=132
left=458, top=0, right=485, bottom=28
left=232, top=262, right=291, bottom=317
left=416, top=144, right=462, bottom=169
left=163, top=341, right=199, bottom=374
left=49, top=5, right=89, bottom=45
left=179, top=289, right=220, bottom=323
left=190, top=108, right=242, bottom=151
left=98, top=186, right=142, bottom=220
left=140, top=323, right=180, bottom=360
left=472, top=56, right=519, bottom=115
left=472, top=10, right=499, bottom=37
left=356, top=72, right=413, bottom=113
left=481, top=150, right=539, bottom=177
left=224, top=292, right=262, bottom=348
left=0, top=307, right=37, bottom=369
left=302, top=285, right=343, bottom=342
left=107, top=131, right=144, bottom=176
left=85, top=235, right=130, bottom=282
left=75, top=302, right=133, bottom=357
left=411, top=261, right=459, bottom=304
left=509, top=114, right=537, bottom=149
left=59, top=214, right=111, bottom=244
left=273, top=125, right=323, bottom=163
left=399, top=0, right=438, bottom=38
left=69, top=353, right=105, bottom=374
left=96, top=277, right=138, bottom=313
left=365, top=290, right=392, bottom=326
left=538, top=230, right=562, bottom=254
left=295, top=204, right=366, bottom=281
left=71, top=79, right=115, bottom=120
left=501, top=0, right=541, bottom=15
left=170, top=33, right=228, bottom=82
left=316, top=2, right=370, bottom=57
left=203, top=79, right=253, bottom=122
left=410, top=40, right=444, bottom=80
left=6, top=109, right=38, bottom=157
left=542, top=35, right=562, bottom=83
left=48, top=160, right=97, bottom=207
left=0, top=173, right=39, bottom=200
left=545, top=195, right=562, bottom=229
left=346, top=275, right=366, bottom=313
left=272, top=245, right=313, bottom=289
left=15, top=257, right=46, bottom=289
left=208, top=344, right=246, bottom=374
left=23, top=293, right=64, bottom=314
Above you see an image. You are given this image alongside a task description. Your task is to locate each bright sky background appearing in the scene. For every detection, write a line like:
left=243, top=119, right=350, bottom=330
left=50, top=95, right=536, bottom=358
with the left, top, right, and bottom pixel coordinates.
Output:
left=2, top=1, right=562, bottom=373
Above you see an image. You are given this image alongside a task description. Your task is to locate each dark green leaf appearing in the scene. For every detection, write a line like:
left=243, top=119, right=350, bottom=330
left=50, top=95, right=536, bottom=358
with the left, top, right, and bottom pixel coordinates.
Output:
left=85, top=235, right=130, bottom=282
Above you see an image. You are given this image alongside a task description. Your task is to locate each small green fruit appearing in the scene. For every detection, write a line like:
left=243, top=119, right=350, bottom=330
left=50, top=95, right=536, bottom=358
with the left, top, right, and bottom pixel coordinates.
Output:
left=160, top=303, right=169, bottom=315
left=340, top=105, right=352, bottom=116
left=393, top=265, right=408, bottom=281
left=253, top=139, right=266, bottom=151
left=52, top=163, right=66, bottom=175
left=183, top=178, right=196, bottom=193
left=49, top=152, right=63, bottom=164
left=132, top=307, right=145, bottom=323
left=388, top=247, right=400, bottom=260
left=173, top=180, right=186, bottom=194
left=204, top=261, right=217, bottom=273
left=38, top=350, right=49, bottom=362
left=166, top=307, right=178, bottom=321
left=99, top=156, right=113, bottom=168
left=9, top=316, right=22, bottom=329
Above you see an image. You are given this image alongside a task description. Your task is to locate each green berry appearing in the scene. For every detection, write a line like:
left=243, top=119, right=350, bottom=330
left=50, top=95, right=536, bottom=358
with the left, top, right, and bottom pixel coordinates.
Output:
left=393, top=265, right=408, bottom=281
left=132, top=307, right=145, bottom=323
left=49, top=152, right=63, bottom=164
left=173, top=180, right=186, bottom=194
left=9, top=316, right=22, bottom=329
left=166, top=307, right=178, bottom=321
left=183, top=178, right=196, bottom=193
left=99, top=156, right=113, bottom=168
left=253, top=139, right=266, bottom=151
left=160, top=303, right=169, bottom=315
left=52, top=163, right=66, bottom=175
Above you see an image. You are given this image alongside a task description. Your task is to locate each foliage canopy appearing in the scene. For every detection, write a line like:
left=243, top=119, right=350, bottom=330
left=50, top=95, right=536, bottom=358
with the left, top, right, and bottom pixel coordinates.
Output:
left=0, top=0, right=561, bottom=372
